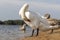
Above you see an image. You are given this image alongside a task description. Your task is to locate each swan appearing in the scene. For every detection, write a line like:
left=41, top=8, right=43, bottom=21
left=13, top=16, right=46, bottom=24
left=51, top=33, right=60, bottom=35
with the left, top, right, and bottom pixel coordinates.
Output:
left=19, top=3, right=59, bottom=36
left=20, top=24, right=26, bottom=31
left=20, top=24, right=26, bottom=33
left=44, top=13, right=60, bottom=33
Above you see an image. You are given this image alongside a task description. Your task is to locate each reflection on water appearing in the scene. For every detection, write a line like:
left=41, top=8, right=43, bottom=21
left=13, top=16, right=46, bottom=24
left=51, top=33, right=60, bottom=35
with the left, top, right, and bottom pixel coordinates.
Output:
left=0, top=25, right=32, bottom=40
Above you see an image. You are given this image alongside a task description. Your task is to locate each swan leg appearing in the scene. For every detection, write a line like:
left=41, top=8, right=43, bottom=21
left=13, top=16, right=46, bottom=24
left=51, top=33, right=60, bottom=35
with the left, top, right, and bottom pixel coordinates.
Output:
left=50, top=29, right=53, bottom=34
left=31, top=29, right=34, bottom=37
left=36, top=28, right=39, bottom=36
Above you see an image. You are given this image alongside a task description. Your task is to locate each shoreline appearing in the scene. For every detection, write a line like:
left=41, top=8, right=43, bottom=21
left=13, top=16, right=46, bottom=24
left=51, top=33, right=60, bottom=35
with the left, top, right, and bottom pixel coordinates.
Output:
left=18, top=29, right=60, bottom=40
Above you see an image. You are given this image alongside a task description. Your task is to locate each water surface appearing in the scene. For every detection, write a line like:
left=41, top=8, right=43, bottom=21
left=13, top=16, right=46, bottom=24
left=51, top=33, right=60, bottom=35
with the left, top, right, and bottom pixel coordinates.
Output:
left=0, top=25, right=32, bottom=40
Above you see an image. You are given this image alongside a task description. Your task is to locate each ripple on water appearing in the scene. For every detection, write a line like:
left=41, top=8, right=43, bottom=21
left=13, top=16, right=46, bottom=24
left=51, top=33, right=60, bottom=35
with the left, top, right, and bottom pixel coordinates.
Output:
left=0, top=25, right=32, bottom=40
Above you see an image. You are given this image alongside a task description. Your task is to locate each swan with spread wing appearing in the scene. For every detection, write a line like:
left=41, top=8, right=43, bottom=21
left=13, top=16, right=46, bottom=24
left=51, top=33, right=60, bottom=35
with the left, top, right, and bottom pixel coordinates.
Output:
left=19, top=3, right=59, bottom=36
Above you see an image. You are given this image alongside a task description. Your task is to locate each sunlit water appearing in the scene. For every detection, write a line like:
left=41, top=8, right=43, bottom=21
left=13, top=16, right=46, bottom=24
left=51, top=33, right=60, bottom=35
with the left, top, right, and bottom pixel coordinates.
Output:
left=0, top=25, right=32, bottom=40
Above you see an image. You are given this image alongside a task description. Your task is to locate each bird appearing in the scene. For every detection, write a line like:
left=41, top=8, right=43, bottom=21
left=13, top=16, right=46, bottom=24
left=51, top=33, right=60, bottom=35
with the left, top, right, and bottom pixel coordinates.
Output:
left=44, top=13, right=60, bottom=33
left=19, top=3, right=60, bottom=36
left=20, top=24, right=26, bottom=33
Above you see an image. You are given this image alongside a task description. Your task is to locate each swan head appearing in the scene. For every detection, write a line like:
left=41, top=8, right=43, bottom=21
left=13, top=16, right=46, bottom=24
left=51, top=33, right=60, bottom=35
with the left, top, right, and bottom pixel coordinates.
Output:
left=23, top=3, right=29, bottom=11
left=44, top=13, right=50, bottom=19
left=19, top=3, right=29, bottom=14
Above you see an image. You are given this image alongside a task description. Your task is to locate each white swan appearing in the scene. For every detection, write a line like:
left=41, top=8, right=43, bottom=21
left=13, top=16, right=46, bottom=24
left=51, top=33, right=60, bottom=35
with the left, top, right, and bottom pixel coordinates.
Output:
left=44, top=13, right=60, bottom=33
left=20, top=24, right=26, bottom=30
left=19, top=3, right=59, bottom=36
left=20, top=24, right=26, bottom=33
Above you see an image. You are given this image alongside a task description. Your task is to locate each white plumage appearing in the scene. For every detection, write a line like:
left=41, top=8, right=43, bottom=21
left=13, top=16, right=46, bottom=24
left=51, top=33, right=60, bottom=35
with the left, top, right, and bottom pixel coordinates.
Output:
left=20, top=24, right=26, bottom=33
left=19, top=3, right=58, bottom=36
left=44, top=13, right=60, bottom=33
left=20, top=24, right=26, bottom=30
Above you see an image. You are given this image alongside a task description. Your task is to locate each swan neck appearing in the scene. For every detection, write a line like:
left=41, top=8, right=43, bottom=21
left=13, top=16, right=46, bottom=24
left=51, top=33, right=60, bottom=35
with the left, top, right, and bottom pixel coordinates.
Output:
left=19, top=3, right=29, bottom=19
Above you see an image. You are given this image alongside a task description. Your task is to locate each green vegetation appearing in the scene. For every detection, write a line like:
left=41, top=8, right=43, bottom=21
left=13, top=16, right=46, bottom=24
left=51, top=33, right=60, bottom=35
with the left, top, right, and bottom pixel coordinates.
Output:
left=0, top=20, right=25, bottom=25
left=0, top=19, right=60, bottom=25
